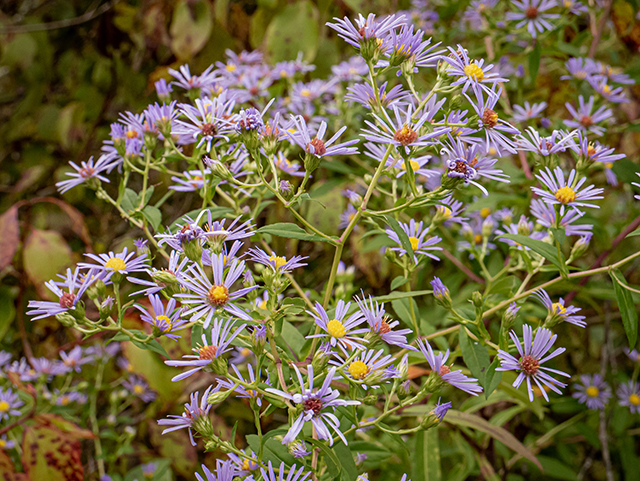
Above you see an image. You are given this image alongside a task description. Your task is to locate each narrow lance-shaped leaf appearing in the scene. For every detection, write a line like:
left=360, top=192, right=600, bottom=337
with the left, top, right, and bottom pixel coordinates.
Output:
left=610, top=269, right=638, bottom=347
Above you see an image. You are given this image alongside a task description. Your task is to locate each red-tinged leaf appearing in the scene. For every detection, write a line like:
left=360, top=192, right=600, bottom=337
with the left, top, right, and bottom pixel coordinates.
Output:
left=32, top=414, right=96, bottom=439
left=22, top=426, right=83, bottom=481
left=444, top=410, right=543, bottom=471
left=0, top=205, right=19, bottom=270
left=407, top=365, right=430, bottom=380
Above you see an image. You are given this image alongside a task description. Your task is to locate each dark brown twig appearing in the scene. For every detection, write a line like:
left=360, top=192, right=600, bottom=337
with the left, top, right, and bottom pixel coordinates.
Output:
left=441, top=247, right=485, bottom=284
left=588, top=0, right=613, bottom=58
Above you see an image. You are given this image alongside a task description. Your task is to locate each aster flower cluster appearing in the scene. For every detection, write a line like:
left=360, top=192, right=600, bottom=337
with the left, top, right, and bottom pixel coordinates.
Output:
left=17, top=2, right=640, bottom=479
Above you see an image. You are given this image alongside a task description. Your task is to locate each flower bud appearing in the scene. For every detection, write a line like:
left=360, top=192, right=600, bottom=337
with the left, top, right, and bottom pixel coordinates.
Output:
left=99, top=296, right=114, bottom=320
left=363, top=394, right=378, bottom=406
left=56, top=313, right=76, bottom=327
left=430, top=277, right=452, bottom=310
left=312, top=345, right=330, bottom=373
left=397, top=379, right=412, bottom=400
left=472, top=291, right=483, bottom=308
left=183, top=240, right=203, bottom=264
left=279, top=180, right=294, bottom=200
left=569, top=234, right=591, bottom=260
left=207, top=389, right=232, bottom=405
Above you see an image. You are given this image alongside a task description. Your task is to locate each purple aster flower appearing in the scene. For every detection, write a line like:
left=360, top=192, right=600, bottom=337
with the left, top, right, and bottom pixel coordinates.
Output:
left=530, top=199, right=593, bottom=237
left=561, top=57, right=596, bottom=81
left=172, top=96, right=235, bottom=152
left=617, top=381, right=640, bottom=413
left=196, top=460, right=237, bottom=481
left=430, top=277, right=449, bottom=301
left=31, top=357, right=69, bottom=379
left=506, top=0, right=559, bottom=38
left=531, top=166, right=605, bottom=215
left=155, top=78, right=172, bottom=99
left=203, top=213, right=254, bottom=245
left=355, top=294, right=416, bottom=350
left=440, top=45, right=507, bottom=95
left=339, top=204, right=359, bottom=230
left=158, top=385, right=214, bottom=446
left=576, top=131, right=625, bottom=168
left=248, top=247, right=308, bottom=274
left=588, top=77, right=628, bottom=103
left=0, top=388, right=24, bottom=420
left=385, top=153, right=439, bottom=180
left=136, top=294, right=188, bottom=341
left=306, top=300, right=368, bottom=354
left=0, top=434, right=15, bottom=450
left=56, top=155, right=115, bottom=194
left=168, top=65, right=219, bottom=91
left=177, top=254, right=257, bottom=327
left=170, top=169, right=210, bottom=192
left=227, top=449, right=258, bottom=475
left=434, top=195, right=468, bottom=225
left=572, top=374, right=611, bottom=410
left=326, top=13, right=406, bottom=50
left=345, top=81, right=410, bottom=109
left=386, top=219, right=442, bottom=264
left=79, top=248, right=148, bottom=280
left=432, top=397, right=452, bottom=420
left=165, top=318, right=245, bottom=381
left=362, top=104, right=448, bottom=153
left=563, top=0, right=588, bottom=14
left=515, top=127, right=579, bottom=156
left=531, top=289, right=586, bottom=328
left=625, top=348, right=640, bottom=363
left=564, top=95, right=612, bottom=136
left=274, top=152, right=305, bottom=177
left=54, top=391, right=88, bottom=406
left=0, top=351, right=11, bottom=367
left=60, top=346, right=92, bottom=373
left=286, top=115, right=359, bottom=158
left=496, top=215, right=547, bottom=250
left=266, top=365, right=360, bottom=446
left=633, top=173, right=640, bottom=200
left=331, top=348, right=398, bottom=387
left=234, top=99, right=274, bottom=133
left=512, top=101, right=547, bottom=122
left=466, top=85, right=519, bottom=155
left=416, top=339, right=483, bottom=395
left=288, top=440, right=312, bottom=459
left=217, top=363, right=270, bottom=408
left=496, top=324, right=569, bottom=402
left=260, top=461, right=311, bottom=481
left=592, top=61, right=635, bottom=85
left=123, top=375, right=156, bottom=402
left=28, top=267, right=102, bottom=320
left=441, top=136, right=510, bottom=195
left=332, top=56, right=368, bottom=81
left=127, top=250, right=190, bottom=297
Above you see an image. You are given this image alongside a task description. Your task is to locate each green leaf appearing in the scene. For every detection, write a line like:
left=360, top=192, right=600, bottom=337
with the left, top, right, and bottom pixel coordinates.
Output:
left=550, top=227, right=565, bottom=246
left=307, top=438, right=341, bottom=478
left=333, top=441, right=358, bottom=481
left=458, top=327, right=490, bottom=388
left=22, top=426, right=84, bottom=480
left=264, top=1, right=319, bottom=62
left=279, top=320, right=307, bottom=358
left=483, top=357, right=503, bottom=400
left=374, top=290, right=432, bottom=302
left=23, top=230, right=73, bottom=297
left=444, top=410, right=542, bottom=471
left=498, top=234, right=564, bottom=272
left=628, top=228, right=640, bottom=237
left=529, top=42, right=541, bottom=84
left=120, top=188, right=138, bottom=212
left=384, top=215, right=414, bottom=260
left=610, top=269, right=638, bottom=347
left=142, top=205, right=162, bottom=231
left=257, top=222, right=334, bottom=243
left=391, top=275, right=409, bottom=290
left=413, top=428, right=441, bottom=481
left=170, top=0, right=213, bottom=60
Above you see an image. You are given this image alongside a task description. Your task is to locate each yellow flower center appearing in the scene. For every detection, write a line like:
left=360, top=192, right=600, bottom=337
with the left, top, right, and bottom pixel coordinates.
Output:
left=133, top=384, right=145, bottom=395
left=464, top=63, right=485, bottom=81
left=126, top=129, right=138, bottom=139
left=629, top=394, right=640, bottom=405
left=269, top=255, right=287, bottom=269
left=327, top=319, right=346, bottom=338
left=259, top=299, right=268, bottom=310
left=400, top=160, right=420, bottom=171
left=603, top=84, right=611, bottom=94
left=348, top=360, right=370, bottom=380
left=551, top=303, right=567, bottom=315
left=474, top=234, right=483, bottom=245
left=564, top=0, right=573, bottom=6
left=226, top=64, right=236, bottom=72
left=480, top=207, right=491, bottom=218
left=241, top=459, right=253, bottom=470
left=586, top=386, right=599, bottom=397
left=280, top=70, right=288, bottom=78
left=555, top=186, right=576, bottom=204
left=408, top=236, right=420, bottom=251
left=0, top=401, right=10, bottom=412
left=301, top=89, right=312, bottom=98
left=60, top=396, right=70, bottom=406
left=208, top=284, right=229, bottom=306
left=437, top=206, right=452, bottom=219
left=105, top=258, right=127, bottom=272
left=0, top=440, right=5, bottom=448
left=156, top=314, right=173, bottom=332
